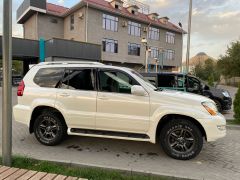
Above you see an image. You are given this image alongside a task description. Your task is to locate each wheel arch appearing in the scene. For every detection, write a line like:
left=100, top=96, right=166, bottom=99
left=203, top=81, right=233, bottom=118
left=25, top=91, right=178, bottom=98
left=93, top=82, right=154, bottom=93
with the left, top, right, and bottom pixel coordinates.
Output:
left=29, top=106, right=66, bottom=133
left=155, top=114, right=207, bottom=142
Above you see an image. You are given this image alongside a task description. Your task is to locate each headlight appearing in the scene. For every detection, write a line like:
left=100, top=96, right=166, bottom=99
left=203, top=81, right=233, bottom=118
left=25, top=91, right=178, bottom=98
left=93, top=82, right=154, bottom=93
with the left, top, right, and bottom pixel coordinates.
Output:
left=202, top=102, right=218, bottom=116
left=222, top=91, right=230, bottom=98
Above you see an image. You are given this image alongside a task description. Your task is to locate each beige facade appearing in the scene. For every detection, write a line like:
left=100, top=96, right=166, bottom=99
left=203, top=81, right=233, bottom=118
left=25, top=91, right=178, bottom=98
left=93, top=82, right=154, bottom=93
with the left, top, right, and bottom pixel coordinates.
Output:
left=64, top=7, right=86, bottom=41
left=85, top=8, right=183, bottom=69
left=24, top=14, right=38, bottom=40
left=23, top=13, right=64, bottom=40
left=22, top=3, right=183, bottom=71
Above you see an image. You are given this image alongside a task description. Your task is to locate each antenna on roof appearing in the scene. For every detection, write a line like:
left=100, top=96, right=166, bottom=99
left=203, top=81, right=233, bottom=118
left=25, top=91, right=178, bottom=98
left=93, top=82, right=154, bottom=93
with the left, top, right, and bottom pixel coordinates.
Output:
left=122, top=0, right=150, bottom=14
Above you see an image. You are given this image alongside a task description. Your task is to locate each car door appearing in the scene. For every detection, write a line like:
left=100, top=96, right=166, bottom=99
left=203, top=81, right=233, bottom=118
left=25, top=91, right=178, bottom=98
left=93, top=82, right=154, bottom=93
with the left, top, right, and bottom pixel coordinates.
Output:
left=55, top=68, right=97, bottom=129
left=96, top=68, right=150, bottom=133
left=187, top=76, right=202, bottom=94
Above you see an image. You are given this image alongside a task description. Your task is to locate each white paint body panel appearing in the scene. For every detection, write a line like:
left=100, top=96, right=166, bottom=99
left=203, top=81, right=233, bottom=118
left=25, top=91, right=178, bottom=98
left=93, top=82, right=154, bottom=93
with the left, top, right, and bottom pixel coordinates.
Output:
left=13, top=62, right=226, bottom=144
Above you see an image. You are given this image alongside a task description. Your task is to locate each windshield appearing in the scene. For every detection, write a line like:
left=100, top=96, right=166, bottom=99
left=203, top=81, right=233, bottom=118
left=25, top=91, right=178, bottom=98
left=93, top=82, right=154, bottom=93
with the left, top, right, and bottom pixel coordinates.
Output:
left=130, top=70, right=157, bottom=90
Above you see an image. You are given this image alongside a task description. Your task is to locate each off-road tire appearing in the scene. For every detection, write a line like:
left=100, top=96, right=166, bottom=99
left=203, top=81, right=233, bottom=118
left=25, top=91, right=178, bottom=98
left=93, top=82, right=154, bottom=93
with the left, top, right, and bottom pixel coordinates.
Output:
left=160, top=119, right=203, bottom=160
left=33, top=110, right=67, bottom=146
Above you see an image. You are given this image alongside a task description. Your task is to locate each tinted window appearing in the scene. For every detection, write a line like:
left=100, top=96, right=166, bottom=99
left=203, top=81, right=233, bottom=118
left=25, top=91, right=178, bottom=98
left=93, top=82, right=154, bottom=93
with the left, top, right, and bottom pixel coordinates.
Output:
left=158, top=75, right=176, bottom=87
left=99, top=70, right=139, bottom=94
left=34, top=68, right=64, bottom=88
left=61, top=69, right=95, bottom=91
left=187, top=77, right=201, bottom=93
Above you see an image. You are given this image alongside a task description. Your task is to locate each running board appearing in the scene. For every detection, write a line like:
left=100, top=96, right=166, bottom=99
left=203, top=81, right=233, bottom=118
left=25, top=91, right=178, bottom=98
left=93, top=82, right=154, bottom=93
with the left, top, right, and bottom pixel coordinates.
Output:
left=70, top=128, right=150, bottom=139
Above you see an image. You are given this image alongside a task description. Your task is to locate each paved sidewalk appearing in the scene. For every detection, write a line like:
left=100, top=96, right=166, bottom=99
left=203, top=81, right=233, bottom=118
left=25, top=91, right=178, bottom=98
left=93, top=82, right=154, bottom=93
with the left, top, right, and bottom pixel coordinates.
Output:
left=0, top=166, right=86, bottom=180
left=0, top=88, right=240, bottom=180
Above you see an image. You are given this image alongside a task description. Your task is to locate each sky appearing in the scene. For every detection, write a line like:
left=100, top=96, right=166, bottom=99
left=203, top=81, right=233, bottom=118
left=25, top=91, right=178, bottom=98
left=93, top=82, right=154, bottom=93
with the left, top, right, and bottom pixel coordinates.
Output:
left=0, top=0, right=240, bottom=60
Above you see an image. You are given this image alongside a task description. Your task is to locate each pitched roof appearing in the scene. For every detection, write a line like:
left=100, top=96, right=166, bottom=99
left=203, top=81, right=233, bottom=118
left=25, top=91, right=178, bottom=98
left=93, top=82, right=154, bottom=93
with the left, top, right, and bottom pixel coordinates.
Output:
left=46, top=3, right=69, bottom=16
left=81, top=0, right=185, bottom=33
left=46, top=0, right=185, bottom=33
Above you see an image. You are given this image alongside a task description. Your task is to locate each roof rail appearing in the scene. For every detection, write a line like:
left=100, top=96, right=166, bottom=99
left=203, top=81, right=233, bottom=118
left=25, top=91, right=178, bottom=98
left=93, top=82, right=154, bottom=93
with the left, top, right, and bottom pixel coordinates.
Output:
left=39, top=61, right=104, bottom=66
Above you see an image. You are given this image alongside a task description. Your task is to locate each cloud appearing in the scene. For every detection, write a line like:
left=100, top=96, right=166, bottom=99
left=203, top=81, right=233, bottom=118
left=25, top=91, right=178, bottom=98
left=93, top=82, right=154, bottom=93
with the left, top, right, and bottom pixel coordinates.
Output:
left=219, top=11, right=240, bottom=18
left=57, top=0, right=65, bottom=5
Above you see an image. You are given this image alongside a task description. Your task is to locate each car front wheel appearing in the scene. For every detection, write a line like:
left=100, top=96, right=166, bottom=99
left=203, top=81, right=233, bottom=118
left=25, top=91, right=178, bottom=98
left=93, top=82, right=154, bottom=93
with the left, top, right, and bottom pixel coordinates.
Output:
left=160, top=119, right=203, bottom=160
left=33, top=111, right=67, bottom=146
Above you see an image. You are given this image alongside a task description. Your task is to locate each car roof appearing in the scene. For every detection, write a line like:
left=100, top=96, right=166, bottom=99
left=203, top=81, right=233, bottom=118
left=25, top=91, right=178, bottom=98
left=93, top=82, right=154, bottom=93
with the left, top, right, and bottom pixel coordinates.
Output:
left=34, top=61, right=133, bottom=72
left=141, top=72, right=186, bottom=76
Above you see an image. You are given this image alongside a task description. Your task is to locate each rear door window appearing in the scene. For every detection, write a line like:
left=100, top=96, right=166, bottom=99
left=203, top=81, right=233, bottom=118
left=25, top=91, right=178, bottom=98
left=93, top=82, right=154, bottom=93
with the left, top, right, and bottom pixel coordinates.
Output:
left=61, top=69, right=96, bottom=91
left=34, top=68, right=65, bottom=88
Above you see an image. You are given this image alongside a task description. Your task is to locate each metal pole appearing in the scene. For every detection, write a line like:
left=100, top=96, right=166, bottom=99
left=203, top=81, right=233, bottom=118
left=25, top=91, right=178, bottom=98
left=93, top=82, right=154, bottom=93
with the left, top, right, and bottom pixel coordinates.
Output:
left=180, top=27, right=184, bottom=73
left=186, top=0, right=192, bottom=73
left=145, top=47, right=148, bottom=73
left=2, top=0, right=12, bottom=166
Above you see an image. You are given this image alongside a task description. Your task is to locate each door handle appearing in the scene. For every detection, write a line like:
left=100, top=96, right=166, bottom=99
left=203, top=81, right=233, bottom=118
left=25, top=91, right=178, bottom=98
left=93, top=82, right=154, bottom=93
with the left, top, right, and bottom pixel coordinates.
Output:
left=59, top=93, right=70, bottom=97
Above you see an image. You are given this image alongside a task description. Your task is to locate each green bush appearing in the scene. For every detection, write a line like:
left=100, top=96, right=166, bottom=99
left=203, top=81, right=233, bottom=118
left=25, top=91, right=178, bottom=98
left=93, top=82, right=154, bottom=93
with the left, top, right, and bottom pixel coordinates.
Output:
left=234, top=84, right=240, bottom=122
left=208, top=74, right=214, bottom=87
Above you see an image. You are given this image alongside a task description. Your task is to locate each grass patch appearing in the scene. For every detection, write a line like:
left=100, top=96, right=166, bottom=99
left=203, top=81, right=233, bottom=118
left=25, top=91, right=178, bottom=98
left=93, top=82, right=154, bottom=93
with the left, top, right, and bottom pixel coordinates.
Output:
left=227, top=119, right=240, bottom=125
left=0, top=156, right=180, bottom=180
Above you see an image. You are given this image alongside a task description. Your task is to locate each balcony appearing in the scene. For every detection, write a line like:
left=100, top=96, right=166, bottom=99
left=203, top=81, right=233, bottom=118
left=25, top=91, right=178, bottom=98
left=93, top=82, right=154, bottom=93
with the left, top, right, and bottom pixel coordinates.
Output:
left=17, top=0, right=46, bottom=24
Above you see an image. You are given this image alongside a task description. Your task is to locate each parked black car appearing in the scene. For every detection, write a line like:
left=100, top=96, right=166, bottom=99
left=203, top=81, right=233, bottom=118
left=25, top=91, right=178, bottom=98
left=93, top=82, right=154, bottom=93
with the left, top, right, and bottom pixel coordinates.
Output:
left=141, top=72, right=232, bottom=112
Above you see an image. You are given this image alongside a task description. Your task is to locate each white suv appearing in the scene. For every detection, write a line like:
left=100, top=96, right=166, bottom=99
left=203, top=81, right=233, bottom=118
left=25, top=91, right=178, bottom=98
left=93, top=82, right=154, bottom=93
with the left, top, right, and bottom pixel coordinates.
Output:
left=13, top=62, right=226, bottom=160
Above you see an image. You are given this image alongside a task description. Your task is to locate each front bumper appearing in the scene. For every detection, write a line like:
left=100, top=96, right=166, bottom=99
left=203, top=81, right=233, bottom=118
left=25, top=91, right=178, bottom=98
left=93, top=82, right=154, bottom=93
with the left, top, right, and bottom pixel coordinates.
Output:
left=222, top=98, right=232, bottom=111
left=199, top=114, right=226, bottom=142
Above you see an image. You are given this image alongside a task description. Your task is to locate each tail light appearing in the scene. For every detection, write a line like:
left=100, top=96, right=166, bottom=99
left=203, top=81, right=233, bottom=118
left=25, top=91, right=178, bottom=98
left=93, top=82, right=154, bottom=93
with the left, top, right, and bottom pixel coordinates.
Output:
left=17, top=80, right=25, bottom=96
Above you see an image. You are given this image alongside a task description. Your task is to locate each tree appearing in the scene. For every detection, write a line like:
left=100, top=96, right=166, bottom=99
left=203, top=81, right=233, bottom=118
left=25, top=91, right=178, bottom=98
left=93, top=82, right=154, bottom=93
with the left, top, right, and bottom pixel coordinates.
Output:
left=193, top=58, right=220, bottom=83
left=234, top=84, right=240, bottom=122
left=217, top=41, right=240, bottom=77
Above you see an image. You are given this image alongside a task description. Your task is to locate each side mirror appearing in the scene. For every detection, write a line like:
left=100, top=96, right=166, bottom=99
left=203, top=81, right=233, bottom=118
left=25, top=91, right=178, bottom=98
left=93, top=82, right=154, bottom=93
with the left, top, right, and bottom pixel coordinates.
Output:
left=131, top=85, right=147, bottom=96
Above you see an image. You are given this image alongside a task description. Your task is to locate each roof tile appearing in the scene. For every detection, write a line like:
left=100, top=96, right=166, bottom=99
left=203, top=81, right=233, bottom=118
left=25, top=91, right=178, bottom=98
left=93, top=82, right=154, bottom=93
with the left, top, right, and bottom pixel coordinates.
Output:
left=47, top=3, right=69, bottom=16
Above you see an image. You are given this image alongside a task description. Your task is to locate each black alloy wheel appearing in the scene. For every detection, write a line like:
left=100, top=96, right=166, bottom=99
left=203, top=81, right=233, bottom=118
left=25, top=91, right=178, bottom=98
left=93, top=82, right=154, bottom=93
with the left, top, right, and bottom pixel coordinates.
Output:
left=160, top=119, right=203, bottom=160
left=34, top=111, right=67, bottom=146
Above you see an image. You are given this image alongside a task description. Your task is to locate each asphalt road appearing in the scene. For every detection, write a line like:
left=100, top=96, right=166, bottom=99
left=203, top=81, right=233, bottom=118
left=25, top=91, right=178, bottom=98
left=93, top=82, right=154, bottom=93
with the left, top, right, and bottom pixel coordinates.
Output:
left=0, top=87, right=240, bottom=180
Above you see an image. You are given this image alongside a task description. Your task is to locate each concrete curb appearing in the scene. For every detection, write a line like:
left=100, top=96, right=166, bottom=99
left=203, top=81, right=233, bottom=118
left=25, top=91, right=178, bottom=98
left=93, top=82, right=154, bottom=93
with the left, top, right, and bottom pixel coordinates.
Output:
left=226, top=124, right=240, bottom=130
left=24, top=157, right=197, bottom=180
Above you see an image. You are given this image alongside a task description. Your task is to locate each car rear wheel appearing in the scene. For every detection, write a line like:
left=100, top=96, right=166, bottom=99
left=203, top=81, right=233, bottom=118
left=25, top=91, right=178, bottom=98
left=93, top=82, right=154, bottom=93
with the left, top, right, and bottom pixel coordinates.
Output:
left=33, top=111, right=67, bottom=146
left=160, top=119, right=203, bottom=160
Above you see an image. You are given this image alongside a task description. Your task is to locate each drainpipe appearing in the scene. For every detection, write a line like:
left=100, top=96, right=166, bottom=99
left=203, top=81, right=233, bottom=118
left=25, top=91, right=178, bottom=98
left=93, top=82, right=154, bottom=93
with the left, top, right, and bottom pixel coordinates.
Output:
left=36, top=12, right=39, bottom=40
left=85, top=2, right=89, bottom=42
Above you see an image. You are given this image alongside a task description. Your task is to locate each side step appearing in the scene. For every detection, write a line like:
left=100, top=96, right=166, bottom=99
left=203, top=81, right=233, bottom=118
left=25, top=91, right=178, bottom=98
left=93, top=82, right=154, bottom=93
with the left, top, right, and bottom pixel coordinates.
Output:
left=70, top=128, right=150, bottom=139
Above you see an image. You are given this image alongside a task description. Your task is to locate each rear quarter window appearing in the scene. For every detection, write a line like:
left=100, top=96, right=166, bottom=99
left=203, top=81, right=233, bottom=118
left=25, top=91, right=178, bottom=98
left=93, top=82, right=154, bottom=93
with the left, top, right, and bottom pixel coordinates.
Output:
left=34, top=68, right=65, bottom=88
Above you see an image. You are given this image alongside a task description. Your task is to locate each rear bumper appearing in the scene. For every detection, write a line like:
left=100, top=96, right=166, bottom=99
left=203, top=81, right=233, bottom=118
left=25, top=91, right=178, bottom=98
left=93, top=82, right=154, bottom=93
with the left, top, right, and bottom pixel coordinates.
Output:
left=199, top=114, right=226, bottom=142
left=13, top=104, right=31, bottom=127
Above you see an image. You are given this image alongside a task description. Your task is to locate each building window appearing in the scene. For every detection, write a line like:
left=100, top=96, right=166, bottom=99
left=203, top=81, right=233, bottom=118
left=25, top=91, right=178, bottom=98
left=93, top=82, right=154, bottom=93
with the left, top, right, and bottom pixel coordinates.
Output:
left=128, top=43, right=141, bottom=56
left=165, top=50, right=175, bottom=60
left=166, top=32, right=175, bottom=44
left=128, top=21, right=141, bottom=37
left=102, top=38, right=118, bottom=53
left=103, top=14, right=118, bottom=32
left=50, top=18, right=58, bottom=24
left=148, top=27, right=160, bottom=40
left=150, top=47, right=159, bottom=58
left=70, top=15, right=74, bottom=30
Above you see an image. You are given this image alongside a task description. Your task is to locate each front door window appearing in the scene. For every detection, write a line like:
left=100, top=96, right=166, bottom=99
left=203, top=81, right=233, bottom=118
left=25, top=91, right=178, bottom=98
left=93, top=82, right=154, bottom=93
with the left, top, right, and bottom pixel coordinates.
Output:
left=99, top=70, right=139, bottom=94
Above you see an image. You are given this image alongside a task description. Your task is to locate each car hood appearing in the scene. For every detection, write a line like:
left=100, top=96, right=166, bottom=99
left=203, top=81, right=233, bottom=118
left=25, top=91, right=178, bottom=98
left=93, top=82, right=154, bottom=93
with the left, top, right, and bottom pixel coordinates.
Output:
left=151, top=89, right=213, bottom=105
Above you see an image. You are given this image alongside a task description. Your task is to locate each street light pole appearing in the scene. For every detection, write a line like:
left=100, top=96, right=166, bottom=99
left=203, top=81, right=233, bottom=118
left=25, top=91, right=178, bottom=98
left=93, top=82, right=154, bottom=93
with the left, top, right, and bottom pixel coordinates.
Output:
left=145, top=47, right=149, bottom=73
left=2, top=0, right=12, bottom=166
left=186, top=0, right=192, bottom=73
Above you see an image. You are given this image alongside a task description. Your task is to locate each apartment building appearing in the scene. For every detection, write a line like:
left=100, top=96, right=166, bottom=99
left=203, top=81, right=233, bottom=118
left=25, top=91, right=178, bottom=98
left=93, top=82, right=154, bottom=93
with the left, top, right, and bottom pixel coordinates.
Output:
left=17, top=0, right=185, bottom=71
